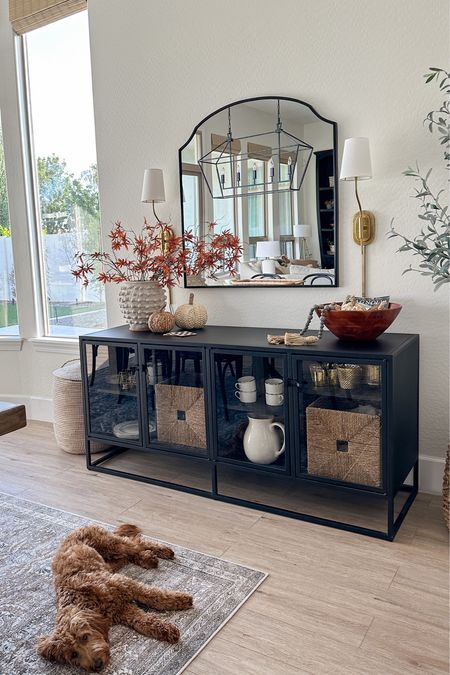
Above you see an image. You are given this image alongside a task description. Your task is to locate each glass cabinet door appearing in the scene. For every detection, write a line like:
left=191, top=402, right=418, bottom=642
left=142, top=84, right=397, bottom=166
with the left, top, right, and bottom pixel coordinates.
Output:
left=298, top=359, right=384, bottom=489
left=212, top=350, right=289, bottom=472
left=143, top=347, right=207, bottom=458
left=84, top=342, right=141, bottom=443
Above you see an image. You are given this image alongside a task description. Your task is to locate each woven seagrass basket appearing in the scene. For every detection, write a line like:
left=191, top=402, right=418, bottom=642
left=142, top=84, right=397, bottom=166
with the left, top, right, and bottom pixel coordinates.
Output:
left=443, top=445, right=450, bottom=530
left=306, top=397, right=381, bottom=487
left=53, top=360, right=107, bottom=455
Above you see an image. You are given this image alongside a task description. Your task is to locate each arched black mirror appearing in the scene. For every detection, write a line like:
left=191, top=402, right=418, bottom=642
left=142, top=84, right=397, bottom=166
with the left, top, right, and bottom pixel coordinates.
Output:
left=179, top=96, right=338, bottom=287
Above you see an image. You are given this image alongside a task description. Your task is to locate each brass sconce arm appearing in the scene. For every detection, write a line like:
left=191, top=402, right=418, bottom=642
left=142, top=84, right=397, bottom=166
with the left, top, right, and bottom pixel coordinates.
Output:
left=353, top=177, right=375, bottom=297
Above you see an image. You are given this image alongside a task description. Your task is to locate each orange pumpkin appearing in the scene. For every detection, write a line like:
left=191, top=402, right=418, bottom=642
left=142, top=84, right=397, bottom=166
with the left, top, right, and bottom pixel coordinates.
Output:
left=148, top=310, right=175, bottom=334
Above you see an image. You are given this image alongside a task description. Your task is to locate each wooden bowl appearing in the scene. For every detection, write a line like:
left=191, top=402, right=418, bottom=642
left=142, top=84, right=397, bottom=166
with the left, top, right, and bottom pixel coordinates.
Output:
left=315, top=303, right=402, bottom=341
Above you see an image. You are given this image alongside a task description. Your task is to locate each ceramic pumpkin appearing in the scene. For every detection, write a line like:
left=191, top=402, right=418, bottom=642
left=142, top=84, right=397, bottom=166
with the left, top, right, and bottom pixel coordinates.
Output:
left=148, top=310, right=175, bottom=334
left=175, top=293, right=207, bottom=329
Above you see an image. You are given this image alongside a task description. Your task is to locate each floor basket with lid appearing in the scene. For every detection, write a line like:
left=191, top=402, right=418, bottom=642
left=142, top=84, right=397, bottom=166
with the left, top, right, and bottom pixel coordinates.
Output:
left=53, top=360, right=107, bottom=454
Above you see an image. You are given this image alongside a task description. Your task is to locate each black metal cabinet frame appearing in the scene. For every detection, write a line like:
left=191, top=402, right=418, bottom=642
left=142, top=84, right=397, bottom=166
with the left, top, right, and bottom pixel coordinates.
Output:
left=137, top=343, right=208, bottom=457
left=291, top=354, right=389, bottom=492
left=208, top=347, right=292, bottom=476
left=80, top=327, right=419, bottom=541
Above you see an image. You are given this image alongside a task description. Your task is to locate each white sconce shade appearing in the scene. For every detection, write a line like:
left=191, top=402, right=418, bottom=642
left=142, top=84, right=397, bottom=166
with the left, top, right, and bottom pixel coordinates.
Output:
left=340, top=137, right=372, bottom=180
left=256, top=240, right=281, bottom=259
left=293, top=224, right=311, bottom=238
left=141, top=168, right=166, bottom=203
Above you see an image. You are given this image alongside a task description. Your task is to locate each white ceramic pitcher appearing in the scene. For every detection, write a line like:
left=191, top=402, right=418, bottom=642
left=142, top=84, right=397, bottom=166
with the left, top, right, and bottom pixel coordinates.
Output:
left=243, top=414, right=285, bottom=465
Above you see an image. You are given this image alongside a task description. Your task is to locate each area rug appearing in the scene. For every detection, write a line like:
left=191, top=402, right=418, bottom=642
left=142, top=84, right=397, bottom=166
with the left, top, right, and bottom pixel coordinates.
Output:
left=0, top=492, right=266, bottom=675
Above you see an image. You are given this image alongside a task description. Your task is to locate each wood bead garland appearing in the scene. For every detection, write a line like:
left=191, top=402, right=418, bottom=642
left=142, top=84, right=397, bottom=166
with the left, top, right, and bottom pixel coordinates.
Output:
left=175, top=293, right=208, bottom=330
left=148, top=310, right=175, bottom=334
left=267, top=333, right=319, bottom=345
left=266, top=303, right=326, bottom=345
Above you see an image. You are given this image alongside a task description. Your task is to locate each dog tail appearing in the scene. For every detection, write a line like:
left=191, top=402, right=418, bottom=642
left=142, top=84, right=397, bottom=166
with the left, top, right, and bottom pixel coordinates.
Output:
left=114, top=523, right=142, bottom=538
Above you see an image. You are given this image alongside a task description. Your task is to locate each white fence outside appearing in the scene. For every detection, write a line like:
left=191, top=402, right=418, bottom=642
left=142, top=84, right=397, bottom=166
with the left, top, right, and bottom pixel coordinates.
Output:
left=0, top=233, right=103, bottom=303
left=0, top=235, right=15, bottom=302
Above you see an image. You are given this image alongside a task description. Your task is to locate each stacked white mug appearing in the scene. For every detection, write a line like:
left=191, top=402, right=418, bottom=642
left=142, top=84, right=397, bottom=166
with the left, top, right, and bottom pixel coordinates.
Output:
left=235, top=376, right=256, bottom=403
left=265, top=378, right=284, bottom=406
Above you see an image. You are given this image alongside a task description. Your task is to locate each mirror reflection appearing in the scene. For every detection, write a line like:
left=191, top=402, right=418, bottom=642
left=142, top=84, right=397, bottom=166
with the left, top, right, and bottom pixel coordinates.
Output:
left=180, top=97, right=337, bottom=287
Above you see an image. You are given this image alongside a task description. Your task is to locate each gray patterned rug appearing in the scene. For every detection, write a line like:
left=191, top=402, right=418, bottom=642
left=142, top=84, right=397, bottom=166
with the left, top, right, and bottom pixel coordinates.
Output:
left=0, top=492, right=266, bottom=675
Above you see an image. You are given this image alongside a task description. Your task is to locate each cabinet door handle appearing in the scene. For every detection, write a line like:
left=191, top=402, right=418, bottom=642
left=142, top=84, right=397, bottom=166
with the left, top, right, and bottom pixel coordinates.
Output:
left=288, top=379, right=301, bottom=388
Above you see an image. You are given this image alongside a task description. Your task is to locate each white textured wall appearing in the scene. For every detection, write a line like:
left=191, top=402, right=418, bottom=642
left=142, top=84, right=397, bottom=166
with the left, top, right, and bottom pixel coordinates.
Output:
left=0, top=0, right=448, bottom=490
left=87, top=0, right=449, bottom=465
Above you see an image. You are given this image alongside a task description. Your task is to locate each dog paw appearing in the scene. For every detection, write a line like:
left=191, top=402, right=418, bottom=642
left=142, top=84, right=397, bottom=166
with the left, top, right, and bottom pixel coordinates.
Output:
left=160, top=623, right=180, bottom=644
left=168, top=592, right=193, bottom=610
left=138, top=551, right=159, bottom=568
left=154, top=544, right=175, bottom=560
left=141, top=617, right=180, bottom=643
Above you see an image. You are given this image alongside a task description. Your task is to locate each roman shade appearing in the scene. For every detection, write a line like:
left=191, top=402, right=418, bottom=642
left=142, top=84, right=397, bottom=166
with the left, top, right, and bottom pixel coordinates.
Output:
left=280, top=150, right=294, bottom=164
left=247, top=142, right=272, bottom=162
left=210, top=134, right=241, bottom=156
left=247, top=142, right=294, bottom=165
left=9, top=0, right=86, bottom=34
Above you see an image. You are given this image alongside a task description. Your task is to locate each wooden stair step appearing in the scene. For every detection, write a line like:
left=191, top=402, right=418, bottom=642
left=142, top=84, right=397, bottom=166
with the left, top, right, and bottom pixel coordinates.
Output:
left=0, top=402, right=27, bottom=436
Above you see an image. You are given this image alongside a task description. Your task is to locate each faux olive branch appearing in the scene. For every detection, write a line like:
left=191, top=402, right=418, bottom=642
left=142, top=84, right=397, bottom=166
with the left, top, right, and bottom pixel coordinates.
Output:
left=388, top=67, right=450, bottom=289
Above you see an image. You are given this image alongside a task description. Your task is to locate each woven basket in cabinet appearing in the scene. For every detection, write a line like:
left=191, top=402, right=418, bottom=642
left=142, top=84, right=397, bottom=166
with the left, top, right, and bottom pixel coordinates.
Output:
left=155, top=383, right=206, bottom=449
left=53, top=360, right=107, bottom=455
left=443, top=445, right=450, bottom=530
left=306, top=397, right=381, bottom=487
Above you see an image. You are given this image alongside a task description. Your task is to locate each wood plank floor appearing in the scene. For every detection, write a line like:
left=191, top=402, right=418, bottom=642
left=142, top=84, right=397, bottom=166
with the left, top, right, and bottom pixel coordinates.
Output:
left=0, top=421, right=448, bottom=674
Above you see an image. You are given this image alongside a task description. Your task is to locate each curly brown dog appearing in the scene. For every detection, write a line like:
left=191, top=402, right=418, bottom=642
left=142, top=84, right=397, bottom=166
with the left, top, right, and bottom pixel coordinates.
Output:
left=37, top=523, right=193, bottom=672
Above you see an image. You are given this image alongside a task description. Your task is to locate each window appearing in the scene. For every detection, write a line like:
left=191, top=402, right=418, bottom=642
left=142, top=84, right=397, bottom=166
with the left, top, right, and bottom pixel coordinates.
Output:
left=182, top=133, right=203, bottom=237
left=279, top=162, right=293, bottom=235
left=211, top=151, right=236, bottom=233
left=0, top=114, right=19, bottom=335
left=182, top=173, right=201, bottom=234
left=23, top=12, right=105, bottom=337
left=278, top=161, right=296, bottom=257
left=247, top=159, right=266, bottom=240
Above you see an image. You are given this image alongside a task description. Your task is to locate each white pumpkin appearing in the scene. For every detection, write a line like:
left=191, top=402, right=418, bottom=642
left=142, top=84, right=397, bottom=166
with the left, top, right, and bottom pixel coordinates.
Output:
left=175, top=293, right=207, bottom=329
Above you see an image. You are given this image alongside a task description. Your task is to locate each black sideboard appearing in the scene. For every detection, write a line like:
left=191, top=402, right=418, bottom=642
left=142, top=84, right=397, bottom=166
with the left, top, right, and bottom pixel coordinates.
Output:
left=80, top=326, right=419, bottom=540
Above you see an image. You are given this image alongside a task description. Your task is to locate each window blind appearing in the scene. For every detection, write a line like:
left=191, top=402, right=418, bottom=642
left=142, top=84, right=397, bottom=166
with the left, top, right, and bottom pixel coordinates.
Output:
left=9, top=0, right=86, bottom=34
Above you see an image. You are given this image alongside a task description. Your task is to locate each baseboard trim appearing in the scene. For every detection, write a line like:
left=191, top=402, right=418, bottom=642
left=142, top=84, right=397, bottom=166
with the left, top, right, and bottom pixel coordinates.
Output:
left=0, top=394, right=445, bottom=495
left=419, top=454, right=445, bottom=496
left=0, top=394, right=53, bottom=423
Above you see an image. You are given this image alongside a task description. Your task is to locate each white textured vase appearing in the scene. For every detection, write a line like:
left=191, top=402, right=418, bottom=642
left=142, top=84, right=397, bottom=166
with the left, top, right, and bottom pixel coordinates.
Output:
left=118, top=281, right=166, bottom=331
left=243, top=414, right=285, bottom=465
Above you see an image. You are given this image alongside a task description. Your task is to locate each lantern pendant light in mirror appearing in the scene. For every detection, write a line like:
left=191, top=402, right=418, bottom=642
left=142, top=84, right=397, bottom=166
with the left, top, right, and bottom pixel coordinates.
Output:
left=198, top=99, right=314, bottom=199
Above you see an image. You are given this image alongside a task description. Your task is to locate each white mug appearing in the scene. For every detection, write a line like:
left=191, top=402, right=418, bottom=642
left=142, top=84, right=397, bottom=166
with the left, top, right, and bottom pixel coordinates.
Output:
left=235, top=389, right=257, bottom=403
left=265, top=378, right=283, bottom=394
left=235, top=376, right=256, bottom=392
left=265, top=392, right=284, bottom=406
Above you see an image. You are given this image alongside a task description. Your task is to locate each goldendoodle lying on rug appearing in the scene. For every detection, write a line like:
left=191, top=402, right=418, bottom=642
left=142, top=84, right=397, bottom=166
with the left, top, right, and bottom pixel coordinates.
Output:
left=37, top=523, right=193, bottom=672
